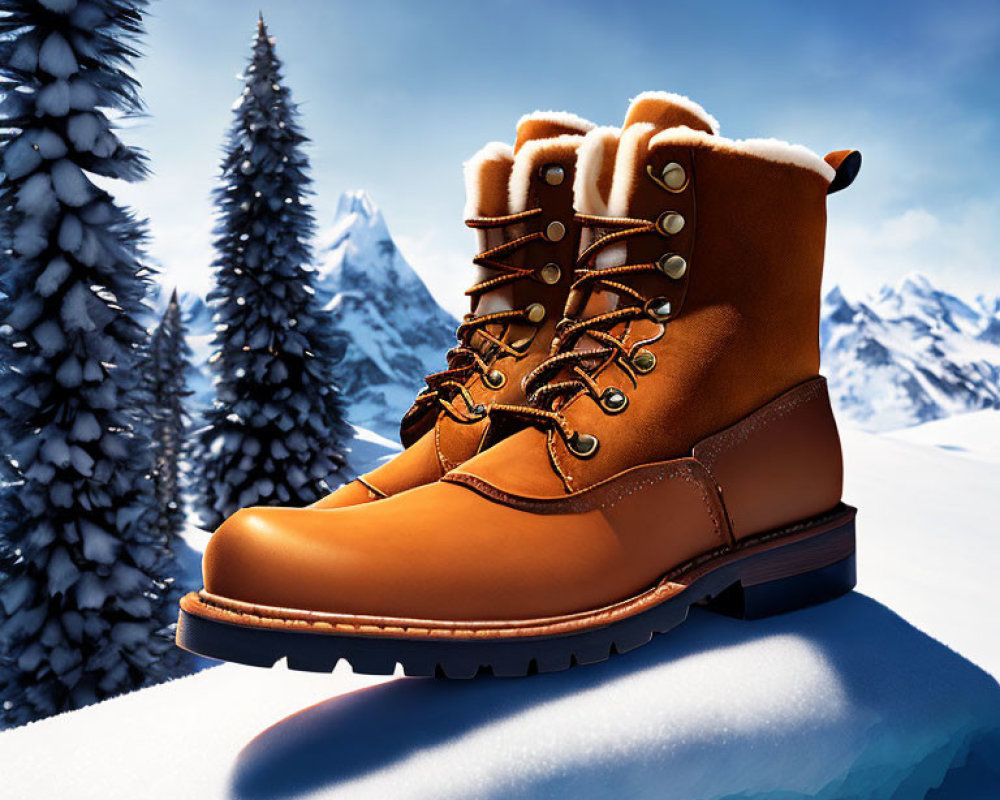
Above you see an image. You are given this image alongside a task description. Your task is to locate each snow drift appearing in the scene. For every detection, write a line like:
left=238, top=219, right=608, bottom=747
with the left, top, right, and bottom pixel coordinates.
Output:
left=229, top=597, right=999, bottom=800
left=1, top=596, right=996, bottom=800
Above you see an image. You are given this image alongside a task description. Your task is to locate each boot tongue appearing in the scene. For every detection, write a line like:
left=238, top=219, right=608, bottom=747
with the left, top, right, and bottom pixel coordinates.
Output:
left=622, top=91, right=719, bottom=135
left=477, top=115, right=591, bottom=317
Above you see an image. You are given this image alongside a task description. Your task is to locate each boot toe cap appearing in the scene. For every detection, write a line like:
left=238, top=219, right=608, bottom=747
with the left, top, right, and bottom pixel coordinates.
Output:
left=203, top=507, right=294, bottom=605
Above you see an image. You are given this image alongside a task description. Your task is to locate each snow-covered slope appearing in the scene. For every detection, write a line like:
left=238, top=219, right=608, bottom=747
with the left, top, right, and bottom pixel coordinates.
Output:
left=885, top=408, right=1000, bottom=462
left=821, top=274, right=1000, bottom=432
left=316, top=191, right=460, bottom=438
left=2, top=419, right=998, bottom=799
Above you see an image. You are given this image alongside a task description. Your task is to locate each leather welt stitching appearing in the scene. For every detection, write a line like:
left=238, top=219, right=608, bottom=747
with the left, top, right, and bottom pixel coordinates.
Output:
left=433, top=421, right=448, bottom=472
left=189, top=585, right=689, bottom=639
left=695, top=377, right=826, bottom=467
left=445, top=460, right=720, bottom=521
left=681, top=465, right=724, bottom=546
left=547, top=429, right=574, bottom=492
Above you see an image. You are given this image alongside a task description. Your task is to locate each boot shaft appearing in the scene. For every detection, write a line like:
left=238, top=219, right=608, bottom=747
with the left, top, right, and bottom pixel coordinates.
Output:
left=464, top=97, right=855, bottom=510
left=602, top=125, right=835, bottom=446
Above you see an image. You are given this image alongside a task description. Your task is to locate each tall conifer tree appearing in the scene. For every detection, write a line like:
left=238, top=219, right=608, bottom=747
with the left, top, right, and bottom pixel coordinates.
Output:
left=0, top=0, right=176, bottom=725
left=196, top=17, right=349, bottom=529
left=144, top=290, right=193, bottom=549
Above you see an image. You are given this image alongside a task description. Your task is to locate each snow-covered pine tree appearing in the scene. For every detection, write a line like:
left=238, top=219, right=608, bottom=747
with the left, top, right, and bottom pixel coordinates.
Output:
left=195, top=16, right=350, bottom=529
left=144, top=290, right=193, bottom=550
left=0, top=0, right=176, bottom=726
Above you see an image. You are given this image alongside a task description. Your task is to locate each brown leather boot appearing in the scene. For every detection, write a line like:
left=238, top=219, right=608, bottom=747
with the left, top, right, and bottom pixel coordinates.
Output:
left=178, top=94, right=862, bottom=676
left=312, top=111, right=594, bottom=509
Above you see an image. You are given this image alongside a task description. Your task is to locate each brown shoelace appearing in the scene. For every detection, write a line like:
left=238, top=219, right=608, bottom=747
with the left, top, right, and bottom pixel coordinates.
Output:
left=408, top=208, right=550, bottom=424
left=490, top=212, right=665, bottom=444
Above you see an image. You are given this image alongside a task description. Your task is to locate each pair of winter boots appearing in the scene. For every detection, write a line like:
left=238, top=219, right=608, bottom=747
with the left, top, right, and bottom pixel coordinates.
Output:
left=177, top=92, right=862, bottom=677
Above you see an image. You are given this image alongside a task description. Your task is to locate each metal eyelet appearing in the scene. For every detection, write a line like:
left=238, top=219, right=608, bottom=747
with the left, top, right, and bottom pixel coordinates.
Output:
left=539, top=262, right=562, bottom=284
left=657, top=254, right=688, bottom=280
left=567, top=431, right=599, bottom=458
left=483, top=369, right=506, bottom=389
left=542, top=164, right=565, bottom=186
left=471, top=403, right=487, bottom=418
left=646, top=162, right=688, bottom=193
left=647, top=297, right=674, bottom=321
left=545, top=221, right=566, bottom=242
left=599, top=387, right=629, bottom=414
left=632, top=349, right=656, bottom=374
left=655, top=211, right=685, bottom=236
left=525, top=303, right=546, bottom=324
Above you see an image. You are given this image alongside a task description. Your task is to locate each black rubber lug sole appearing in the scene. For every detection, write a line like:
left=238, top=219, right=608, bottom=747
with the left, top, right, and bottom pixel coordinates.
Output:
left=177, top=508, right=856, bottom=678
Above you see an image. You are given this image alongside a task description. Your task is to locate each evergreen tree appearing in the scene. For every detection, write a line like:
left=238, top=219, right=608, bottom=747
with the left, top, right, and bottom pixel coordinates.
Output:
left=195, top=16, right=350, bottom=529
left=0, top=0, right=175, bottom=725
left=144, top=290, right=193, bottom=550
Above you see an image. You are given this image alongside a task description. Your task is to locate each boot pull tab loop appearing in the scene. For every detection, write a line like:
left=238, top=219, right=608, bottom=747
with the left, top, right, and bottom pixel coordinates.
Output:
left=824, top=150, right=862, bottom=195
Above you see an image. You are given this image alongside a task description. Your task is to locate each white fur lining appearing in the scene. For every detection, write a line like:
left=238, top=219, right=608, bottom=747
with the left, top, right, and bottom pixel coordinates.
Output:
left=592, top=124, right=654, bottom=267
left=649, top=127, right=836, bottom=181
left=607, top=123, right=655, bottom=218
left=516, top=110, right=596, bottom=134
left=628, top=91, right=721, bottom=135
left=508, top=134, right=584, bottom=214
left=463, top=141, right=514, bottom=219
left=572, top=126, right=620, bottom=216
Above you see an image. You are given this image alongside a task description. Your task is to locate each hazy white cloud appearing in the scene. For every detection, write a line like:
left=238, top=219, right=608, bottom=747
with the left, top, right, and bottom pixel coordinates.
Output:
left=826, top=202, right=1000, bottom=301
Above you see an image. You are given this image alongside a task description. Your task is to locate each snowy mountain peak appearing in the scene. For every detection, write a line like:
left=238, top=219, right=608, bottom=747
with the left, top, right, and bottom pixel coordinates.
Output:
left=321, top=190, right=426, bottom=293
left=896, top=271, right=936, bottom=296
left=316, top=191, right=459, bottom=438
left=334, top=188, right=380, bottom=223
left=821, top=275, right=1000, bottom=431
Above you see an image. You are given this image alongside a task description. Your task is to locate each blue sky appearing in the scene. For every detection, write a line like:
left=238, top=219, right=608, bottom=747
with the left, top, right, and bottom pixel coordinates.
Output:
left=117, top=0, right=1000, bottom=317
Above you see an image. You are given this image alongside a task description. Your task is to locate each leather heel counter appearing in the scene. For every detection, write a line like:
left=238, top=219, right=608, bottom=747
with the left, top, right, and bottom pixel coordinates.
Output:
left=692, top=377, right=843, bottom=541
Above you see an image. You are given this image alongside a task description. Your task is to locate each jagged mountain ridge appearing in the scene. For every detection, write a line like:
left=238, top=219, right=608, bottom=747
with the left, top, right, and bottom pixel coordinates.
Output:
left=315, top=190, right=459, bottom=438
left=821, top=274, right=1000, bottom=431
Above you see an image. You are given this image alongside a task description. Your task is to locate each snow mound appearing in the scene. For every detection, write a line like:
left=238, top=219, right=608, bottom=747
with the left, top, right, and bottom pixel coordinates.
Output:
left=229, top=598, right=999, bottom=800
left=1, top=597, right=996, bottom=800
left=821, top=274, right=1000, bottom=432
left=885, top=408, right=1000, bottom=463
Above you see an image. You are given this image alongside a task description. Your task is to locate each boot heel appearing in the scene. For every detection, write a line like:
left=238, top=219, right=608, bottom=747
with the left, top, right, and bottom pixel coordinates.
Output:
left=705, top=515, right=857, bottom=620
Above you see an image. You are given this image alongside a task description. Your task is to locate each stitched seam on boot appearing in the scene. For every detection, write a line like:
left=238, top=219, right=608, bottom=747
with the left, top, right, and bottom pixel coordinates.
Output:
left=547, top=429, right=575, bottom=492
left=695, top=378, right=825, bottom=468
left=446, top=461, right=725, bottom=547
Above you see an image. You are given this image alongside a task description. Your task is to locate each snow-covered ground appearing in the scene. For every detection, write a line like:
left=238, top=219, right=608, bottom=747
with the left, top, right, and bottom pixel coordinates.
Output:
left=1, top=414, right=998, bottom=799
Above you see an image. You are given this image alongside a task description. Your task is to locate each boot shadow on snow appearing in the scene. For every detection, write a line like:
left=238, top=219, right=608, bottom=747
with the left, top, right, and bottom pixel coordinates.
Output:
left=229, top=592, right=1000, bottom=800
